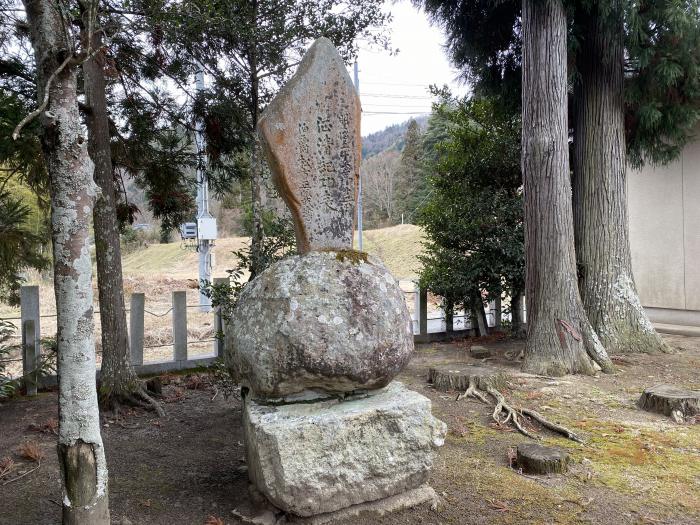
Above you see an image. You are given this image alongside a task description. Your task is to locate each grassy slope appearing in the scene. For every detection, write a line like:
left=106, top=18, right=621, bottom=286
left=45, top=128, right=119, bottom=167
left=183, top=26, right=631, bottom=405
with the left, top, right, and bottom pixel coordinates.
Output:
left=121, top=224, right=425, bottom=279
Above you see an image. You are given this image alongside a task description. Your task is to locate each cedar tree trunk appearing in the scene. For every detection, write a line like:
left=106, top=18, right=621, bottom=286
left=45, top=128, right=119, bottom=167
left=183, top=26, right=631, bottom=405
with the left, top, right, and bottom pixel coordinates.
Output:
left=572, top=2, right=668, bottom=354
left=83, top=29, right=141, bottom=406
left=521, top=0, right=614, bottom=376
left=22, top=0, right=110, bottom=521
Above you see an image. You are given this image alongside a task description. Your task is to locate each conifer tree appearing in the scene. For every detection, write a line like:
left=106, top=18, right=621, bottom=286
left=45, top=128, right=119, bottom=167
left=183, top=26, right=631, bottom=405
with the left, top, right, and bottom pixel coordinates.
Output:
left=396, top=118, right=424, bottom=221
left=150, top=0, right=391, bottom=275
left=418, top=0, right=700, bottom=358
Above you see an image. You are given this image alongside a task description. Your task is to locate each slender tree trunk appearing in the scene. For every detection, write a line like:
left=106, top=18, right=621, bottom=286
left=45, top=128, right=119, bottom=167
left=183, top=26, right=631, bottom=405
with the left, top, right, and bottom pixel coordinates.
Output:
left=471, top=291, right=489, bottom=336
left=444, top=298, right=454, bottom=334
left=511, top=291, right=525, bottom=337
left=83, top=29, right=140, bottom=407
left=248, top=0, right=266, bottom=277
left=250, top=136, right=265, bottom=276
left=22, top=0, right=110, bottom=521
left=521, top=0, right=614, bottom=376
left=572, top=2, right=668, bottom=354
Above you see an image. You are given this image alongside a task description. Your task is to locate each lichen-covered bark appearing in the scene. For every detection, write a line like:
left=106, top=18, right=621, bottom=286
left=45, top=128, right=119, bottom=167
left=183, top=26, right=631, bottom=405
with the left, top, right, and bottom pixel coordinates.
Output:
left=22, top=0, right=109, bottom=522
left=83, top=29, right=140, bottom=404
left=521, top=0, right=614, bottom=376
left=573, top=2, right=669, bottom=354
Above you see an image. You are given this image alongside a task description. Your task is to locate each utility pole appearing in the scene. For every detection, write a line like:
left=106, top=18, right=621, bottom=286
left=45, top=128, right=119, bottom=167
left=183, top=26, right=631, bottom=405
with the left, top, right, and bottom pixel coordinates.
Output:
left=195, top=67, right=216, bottom=312
left=354, top=60, right=363, bottom=251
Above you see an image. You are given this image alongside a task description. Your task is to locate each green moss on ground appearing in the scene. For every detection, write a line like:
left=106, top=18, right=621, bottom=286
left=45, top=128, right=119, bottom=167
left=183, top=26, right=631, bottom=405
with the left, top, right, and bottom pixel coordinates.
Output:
left=442, top=410, right=699, bottom=524
left=546, top=418, right=700, bottom=515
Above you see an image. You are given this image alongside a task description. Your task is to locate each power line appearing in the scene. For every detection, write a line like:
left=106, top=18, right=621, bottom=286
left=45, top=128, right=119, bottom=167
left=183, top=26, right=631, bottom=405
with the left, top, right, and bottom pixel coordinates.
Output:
left=362, top=80, right=434, bottom=87
left=363, top=105, right=432, bottom=110
left=363, top=111, right=430, bottom=115
left=362, top=93, right=433, bottom=100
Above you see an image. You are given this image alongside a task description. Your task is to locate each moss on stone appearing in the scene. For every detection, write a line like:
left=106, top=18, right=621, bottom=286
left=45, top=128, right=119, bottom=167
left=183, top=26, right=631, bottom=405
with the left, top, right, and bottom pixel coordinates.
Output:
left=332, top=249, right=369, bottom=265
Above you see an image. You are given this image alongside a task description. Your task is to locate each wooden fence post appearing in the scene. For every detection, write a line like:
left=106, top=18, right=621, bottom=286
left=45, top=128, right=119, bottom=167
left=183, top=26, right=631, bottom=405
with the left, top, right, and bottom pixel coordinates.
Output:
left=23, top=319, right=38, bottom=395
left=173, top=291, right=188, bottom=362
left=213, top=277, right=228, bottom=358
left=413, top=281, right=420, bottom=335
left=20, top=286, right=41, bottom=388
left=130, top=293, right=145, bottom=366
left=418, top=286, right=428, bottom=341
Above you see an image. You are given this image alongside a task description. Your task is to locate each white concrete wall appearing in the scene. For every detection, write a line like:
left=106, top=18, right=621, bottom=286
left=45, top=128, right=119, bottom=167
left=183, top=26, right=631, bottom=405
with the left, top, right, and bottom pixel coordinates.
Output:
left=628, top=136, right=700, bottom=326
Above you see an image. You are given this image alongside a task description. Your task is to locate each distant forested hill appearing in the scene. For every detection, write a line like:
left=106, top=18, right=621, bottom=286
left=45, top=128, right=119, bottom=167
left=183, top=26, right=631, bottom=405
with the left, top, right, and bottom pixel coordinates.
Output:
left=361, top=116, right=428, bottom=159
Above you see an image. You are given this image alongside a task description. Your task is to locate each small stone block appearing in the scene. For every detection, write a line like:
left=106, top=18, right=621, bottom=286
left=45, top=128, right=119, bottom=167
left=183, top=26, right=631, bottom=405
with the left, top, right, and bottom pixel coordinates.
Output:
left=470, top=345, right=491, bottom=359
left=516, top=443, right=569, bottom=474
left=145, top=377, right=162, bottom=396
left=243, top=381, right=446, bottom=517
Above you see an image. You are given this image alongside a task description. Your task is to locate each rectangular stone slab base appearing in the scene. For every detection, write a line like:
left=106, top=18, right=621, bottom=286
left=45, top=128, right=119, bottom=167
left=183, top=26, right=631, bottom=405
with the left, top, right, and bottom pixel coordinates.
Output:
left=243, top=381, right=447, bottom=517
left=287, top=484, right=438, bottom=524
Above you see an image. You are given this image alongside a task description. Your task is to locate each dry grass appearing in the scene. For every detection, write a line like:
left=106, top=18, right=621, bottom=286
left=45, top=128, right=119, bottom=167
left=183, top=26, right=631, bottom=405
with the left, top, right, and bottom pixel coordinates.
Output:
left=16, top=441, right=44, bottom=463
left=27, top=417, right=58, bottom=435
left=0, top=457, right=15, bottom=478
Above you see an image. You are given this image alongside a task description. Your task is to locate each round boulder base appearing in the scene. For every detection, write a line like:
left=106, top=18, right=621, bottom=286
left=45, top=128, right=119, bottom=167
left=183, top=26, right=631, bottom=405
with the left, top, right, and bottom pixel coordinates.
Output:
left=516, top=443, right=569, bottom=475
left=428, top=365, right=508, bottom=392
left=638, top=384, right=700, bottom=423
left=225, top=251, right=413, bottom=398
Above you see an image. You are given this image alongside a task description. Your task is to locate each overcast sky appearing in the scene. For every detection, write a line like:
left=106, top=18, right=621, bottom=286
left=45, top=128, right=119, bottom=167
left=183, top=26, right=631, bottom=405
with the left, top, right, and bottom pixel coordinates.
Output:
left=354, top=1, right=469, bottom=135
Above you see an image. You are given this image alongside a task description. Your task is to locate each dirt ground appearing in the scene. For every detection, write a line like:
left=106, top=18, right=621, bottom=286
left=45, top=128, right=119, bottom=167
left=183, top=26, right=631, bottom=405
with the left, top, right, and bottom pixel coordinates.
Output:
left=1, top=334, right=699, bottom=525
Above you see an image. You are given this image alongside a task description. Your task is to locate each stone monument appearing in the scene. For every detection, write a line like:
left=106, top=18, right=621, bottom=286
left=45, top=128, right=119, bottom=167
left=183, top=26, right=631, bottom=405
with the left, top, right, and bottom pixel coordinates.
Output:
left=225, top=37, right=446, bottom=520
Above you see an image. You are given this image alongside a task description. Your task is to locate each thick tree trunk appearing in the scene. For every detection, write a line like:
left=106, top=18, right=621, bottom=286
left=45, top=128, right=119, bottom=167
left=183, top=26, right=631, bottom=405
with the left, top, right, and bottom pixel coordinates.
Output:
left=83, top=30, right=140, bottom=406
left=572, top=2, right=668, bottom=354
left=22, top=0, right=110, bottom=521
left=521, top=0, right=614, bottom=376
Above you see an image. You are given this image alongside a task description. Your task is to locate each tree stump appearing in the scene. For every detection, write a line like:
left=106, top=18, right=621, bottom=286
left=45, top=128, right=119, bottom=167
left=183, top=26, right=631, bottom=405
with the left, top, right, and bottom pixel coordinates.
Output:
left=470, top=345, right=491, bottom=359
left=638, top=384, right=700, bottom=423
left=516, top=443, right=569, bottom=474
left=428, top=365, right=508, bottom=392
